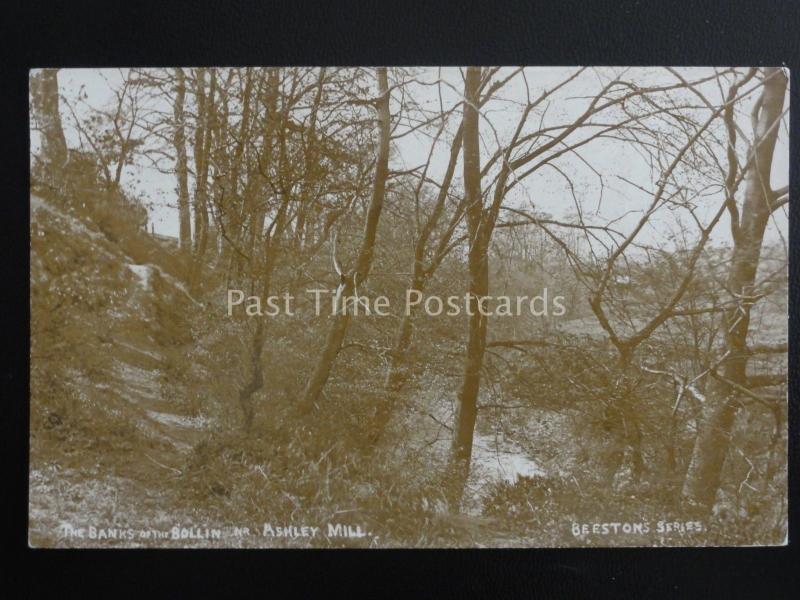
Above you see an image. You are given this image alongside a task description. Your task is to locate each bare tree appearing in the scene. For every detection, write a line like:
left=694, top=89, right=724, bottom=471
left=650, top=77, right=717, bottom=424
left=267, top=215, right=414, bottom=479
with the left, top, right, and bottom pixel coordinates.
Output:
left=61, top=70, right=149, bottom=194
left=172, top=67, right=192, bottom=251
left=682, top=67, right=788, bottom=514
left=383, top=130, right=464, bottom=393
left=449, top=66, right=486, bottom=493
left=189, top=68, right=217, bottom=288
left=382, top=69, right=521, bottom=394
left=299, top=67, right=391, bottom=411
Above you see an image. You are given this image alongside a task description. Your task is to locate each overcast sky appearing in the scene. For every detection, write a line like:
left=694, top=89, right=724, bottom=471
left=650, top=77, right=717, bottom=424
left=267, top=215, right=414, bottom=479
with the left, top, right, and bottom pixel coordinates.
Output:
left=35, top=67, right=789, bottom=251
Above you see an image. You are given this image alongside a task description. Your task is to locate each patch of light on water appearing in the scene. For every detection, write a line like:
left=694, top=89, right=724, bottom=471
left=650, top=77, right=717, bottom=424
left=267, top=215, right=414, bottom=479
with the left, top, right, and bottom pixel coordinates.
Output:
left=471, top=433, right=545, bottom=486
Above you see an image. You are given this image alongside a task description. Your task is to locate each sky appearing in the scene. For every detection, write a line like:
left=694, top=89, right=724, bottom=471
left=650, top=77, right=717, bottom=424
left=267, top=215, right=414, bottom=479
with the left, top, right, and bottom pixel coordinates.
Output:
left=33, top=67, right=789, bottom=251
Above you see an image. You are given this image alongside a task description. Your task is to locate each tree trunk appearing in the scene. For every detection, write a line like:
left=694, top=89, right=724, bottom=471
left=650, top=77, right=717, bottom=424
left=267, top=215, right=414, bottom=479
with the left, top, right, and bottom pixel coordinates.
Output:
left=449, top=67, right=486, bottom=502
left=295, top=68, right=326, bottom=251
left=374, top=274, right=422, bottom=442
left=384, top=127, right=464, bottom=393
left=384, top=308, right=417, bottom=391
left=190, top=69, right=217, bottom=290
left=192, top=68, right=208, bottom=258
left=172, top=67, right=192, bottom=252
left=238, top=202, right=288, bottom=430
left=219, top=68, right=254, bottom=273
left=299, top=67, right=391, bottom=411
left=681, top=67, right=787, bottom=514
left=374, top=126, right=465, bottom=445
left=30, top=69, right=68, bottom=187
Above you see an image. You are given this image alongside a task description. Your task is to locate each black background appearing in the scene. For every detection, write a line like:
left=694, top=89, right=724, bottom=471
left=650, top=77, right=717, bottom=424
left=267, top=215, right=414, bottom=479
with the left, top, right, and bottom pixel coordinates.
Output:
left=2, top=0, right=798, bottom=597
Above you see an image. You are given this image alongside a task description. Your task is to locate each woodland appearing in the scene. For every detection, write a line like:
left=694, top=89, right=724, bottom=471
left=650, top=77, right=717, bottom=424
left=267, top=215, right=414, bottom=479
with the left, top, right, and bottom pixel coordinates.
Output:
left=29, top=66, right=788, bottom=547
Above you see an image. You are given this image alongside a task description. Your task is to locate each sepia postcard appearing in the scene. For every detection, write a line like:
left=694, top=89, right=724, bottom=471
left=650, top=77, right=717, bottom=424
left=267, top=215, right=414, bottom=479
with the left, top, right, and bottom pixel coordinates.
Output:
left=29, top=66, right=789, bottom=548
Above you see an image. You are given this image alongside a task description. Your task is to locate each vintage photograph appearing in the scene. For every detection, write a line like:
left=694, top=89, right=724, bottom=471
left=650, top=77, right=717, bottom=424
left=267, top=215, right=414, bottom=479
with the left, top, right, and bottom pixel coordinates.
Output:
left=29, top=66, right=788, bottom=547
